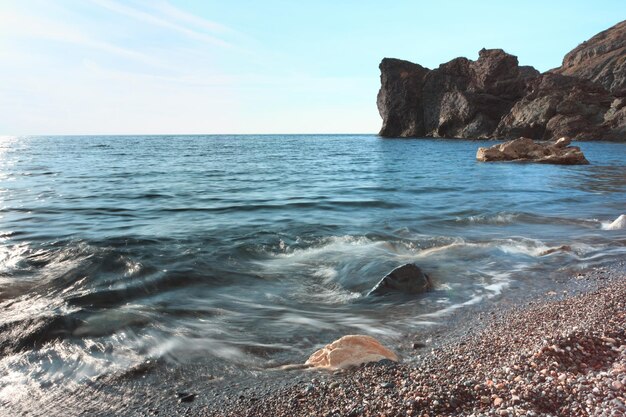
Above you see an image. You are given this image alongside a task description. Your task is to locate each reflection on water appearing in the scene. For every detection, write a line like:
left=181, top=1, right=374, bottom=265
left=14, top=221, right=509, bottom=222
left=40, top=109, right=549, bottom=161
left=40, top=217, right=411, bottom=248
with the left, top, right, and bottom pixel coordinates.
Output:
left=567, top=165, right=626, bottom=194
left=0, top=135, right=624, bottom=412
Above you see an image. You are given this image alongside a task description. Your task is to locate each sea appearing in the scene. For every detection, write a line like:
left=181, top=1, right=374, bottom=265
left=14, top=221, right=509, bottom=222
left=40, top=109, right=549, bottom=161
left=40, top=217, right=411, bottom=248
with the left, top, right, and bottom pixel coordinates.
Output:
left=1, top=134, right=625, bottom=413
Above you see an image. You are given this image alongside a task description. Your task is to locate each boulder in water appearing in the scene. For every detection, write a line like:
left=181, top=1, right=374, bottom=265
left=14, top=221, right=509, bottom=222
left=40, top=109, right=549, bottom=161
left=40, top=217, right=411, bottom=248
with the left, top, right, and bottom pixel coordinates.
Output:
left=367, top=263, right=432, bottom=296
left=476, top=137, right=589, bottom=165
left=305, top=335, right=398, bottom=370
left=605, top=214, right=626, bottom=230
left=539, top=245, right=573, bottom=256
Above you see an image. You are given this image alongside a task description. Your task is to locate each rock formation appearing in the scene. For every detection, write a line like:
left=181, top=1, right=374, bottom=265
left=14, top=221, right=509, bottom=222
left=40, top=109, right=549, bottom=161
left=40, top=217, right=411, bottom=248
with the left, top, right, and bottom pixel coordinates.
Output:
left=476, top=137, right=589, bottom=165
left=378, top=50, right=538, bottom=138
left=378, top=20, right=626, bottom=141
left=539, top=245, right=573, bottom=257
left=305, top=335, right=398, bottom=370
left=493, top=73, right=616, bottom=141
left=367, top=263, right=432, bottom=296
left=554, top=20, right=626, bottom=94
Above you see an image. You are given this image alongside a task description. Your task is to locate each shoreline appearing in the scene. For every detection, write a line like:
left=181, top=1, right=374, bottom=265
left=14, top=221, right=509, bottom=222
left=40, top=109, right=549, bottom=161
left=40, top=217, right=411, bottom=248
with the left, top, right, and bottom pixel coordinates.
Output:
left=7, top=263, right=625, bottom=416
left=214, top=262, right=626, bottom=416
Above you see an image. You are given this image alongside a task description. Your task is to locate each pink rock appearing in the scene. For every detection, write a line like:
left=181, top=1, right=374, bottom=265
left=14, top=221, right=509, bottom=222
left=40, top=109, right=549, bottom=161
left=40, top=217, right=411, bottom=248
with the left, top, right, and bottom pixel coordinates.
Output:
left=305, top=335, right=398, bottom=370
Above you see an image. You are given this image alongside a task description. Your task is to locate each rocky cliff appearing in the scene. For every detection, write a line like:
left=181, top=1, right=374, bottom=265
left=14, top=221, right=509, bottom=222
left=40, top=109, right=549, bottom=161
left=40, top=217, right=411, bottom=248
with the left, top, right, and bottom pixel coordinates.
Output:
left=378, top=20, right=626, bottom=141
left=554, top=20, right=626, bottom=94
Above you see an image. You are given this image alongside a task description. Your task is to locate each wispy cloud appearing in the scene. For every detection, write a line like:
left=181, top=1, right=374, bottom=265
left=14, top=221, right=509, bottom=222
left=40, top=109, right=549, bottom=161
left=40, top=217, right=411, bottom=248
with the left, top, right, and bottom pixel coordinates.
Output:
left=88, top=0, right=233, bottom=48
left=0, top=8, right=161, bottom=67
left=0, top=0, right=378, bottom=135
left=82, top=59, right=371, bottom=92
left=151, top=1, right=234, bottom=35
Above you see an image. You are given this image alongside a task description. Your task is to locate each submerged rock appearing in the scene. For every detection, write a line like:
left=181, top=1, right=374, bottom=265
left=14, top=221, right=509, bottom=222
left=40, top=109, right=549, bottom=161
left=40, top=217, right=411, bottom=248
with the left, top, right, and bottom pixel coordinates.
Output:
left=539, top=245, right=573, bottom=256
left=605, top=214, right=626, bottom=230
left=476, top=137, right=589, bottom=165
left=367, top=263, right=432, bottom=296
left=305, top=335, right=398, bottom=370
left=176, top=392, right=196, bottom=403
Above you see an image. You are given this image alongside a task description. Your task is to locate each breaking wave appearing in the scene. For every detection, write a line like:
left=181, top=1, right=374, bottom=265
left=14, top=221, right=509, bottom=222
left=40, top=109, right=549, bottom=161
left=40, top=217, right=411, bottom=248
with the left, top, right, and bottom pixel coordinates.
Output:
left=1, top=135, right=625, bottom=415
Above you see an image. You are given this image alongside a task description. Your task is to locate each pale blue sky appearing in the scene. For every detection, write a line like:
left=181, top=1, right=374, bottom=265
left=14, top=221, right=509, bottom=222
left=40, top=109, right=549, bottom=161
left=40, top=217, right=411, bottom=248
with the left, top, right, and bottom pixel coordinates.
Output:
left=0, top=0, right=624, bottom=135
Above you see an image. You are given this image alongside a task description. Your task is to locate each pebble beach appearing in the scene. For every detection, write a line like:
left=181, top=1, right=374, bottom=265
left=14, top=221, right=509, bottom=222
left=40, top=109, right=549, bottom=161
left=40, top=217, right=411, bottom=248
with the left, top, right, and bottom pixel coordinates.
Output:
left=219, top=263, right=626, bottom=417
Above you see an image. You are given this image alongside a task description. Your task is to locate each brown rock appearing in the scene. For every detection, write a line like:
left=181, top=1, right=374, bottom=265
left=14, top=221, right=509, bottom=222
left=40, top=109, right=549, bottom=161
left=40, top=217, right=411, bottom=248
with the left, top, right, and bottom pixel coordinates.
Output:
left=378, top=20, right=626, bottom=141
left=476, top=137, right=589, bottom=165
left=377, top=58, right=430, bottom=137
left=305, top=335, right=398, bottom=370
left=494, top=73, right=616, bottom=141
left=554, top=136, right=572, bottom=148
left=553, top=20, right=626, bottom=94
left=604, top=97, right=626, bottom=138
left=539, top=245, right=573, bottom=256
left=367, top=263, right=432, bottom=297
left=378, top=49, right=538, bottom=139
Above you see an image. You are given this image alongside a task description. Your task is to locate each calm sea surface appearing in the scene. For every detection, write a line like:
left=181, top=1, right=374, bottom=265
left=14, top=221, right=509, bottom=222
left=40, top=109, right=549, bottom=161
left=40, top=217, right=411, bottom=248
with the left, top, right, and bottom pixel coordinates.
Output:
left=1, top=135, right=625, bottom=409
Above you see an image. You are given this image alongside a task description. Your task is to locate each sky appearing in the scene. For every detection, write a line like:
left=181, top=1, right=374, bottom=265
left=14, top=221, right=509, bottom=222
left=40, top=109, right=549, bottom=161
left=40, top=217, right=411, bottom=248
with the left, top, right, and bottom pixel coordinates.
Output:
left=0, top=0, right=624, bottom=135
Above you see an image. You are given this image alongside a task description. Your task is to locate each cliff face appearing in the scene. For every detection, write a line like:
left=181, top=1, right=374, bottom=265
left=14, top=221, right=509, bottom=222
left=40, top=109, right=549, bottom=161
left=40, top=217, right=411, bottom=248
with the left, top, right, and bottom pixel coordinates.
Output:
left=494, top=73, right=616, bottom=141
left=554, top=20, right=626, bottom=94
left=378, top=50, right=538, bottom=138
left=378, top=20, right=626, bottom=141
left=377, top=58, right=429, bottom=137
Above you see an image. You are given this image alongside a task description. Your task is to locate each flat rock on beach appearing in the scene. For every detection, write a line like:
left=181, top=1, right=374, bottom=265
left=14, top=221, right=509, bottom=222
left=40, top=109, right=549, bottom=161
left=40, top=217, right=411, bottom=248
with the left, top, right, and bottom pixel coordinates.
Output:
left=305, top=335, right=398, bottom=370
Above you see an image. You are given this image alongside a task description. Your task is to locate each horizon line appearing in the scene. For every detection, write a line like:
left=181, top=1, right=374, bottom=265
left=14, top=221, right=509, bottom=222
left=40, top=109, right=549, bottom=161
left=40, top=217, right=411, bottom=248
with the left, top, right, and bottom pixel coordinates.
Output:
left=2, top=132, right=380, bottom=137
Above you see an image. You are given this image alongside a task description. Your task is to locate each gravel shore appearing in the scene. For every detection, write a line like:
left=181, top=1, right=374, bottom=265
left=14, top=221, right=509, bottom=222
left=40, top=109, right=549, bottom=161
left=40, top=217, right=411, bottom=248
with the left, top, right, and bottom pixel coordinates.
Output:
left=217, top=265, right=626, bottom=417
left=9, top=264, right=623, bottom=416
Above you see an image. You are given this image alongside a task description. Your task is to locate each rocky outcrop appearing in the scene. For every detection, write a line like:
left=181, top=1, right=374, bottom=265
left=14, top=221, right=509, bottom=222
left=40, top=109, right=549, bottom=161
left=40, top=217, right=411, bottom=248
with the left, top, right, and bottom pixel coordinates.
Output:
left=377, top=59, right=430, bottom=137
left=378, top=49, right=538, bottom=138
left=305, top=335, right=398, bottom=370
left=476, top=137, right=589, bottom=164
left=554, top=21, right=626, bottom=94
left=378, top=20, right=626, bottom=141
left=367, top=263, right=432, bottom=296
left=494, top=73, right=616, bottom=140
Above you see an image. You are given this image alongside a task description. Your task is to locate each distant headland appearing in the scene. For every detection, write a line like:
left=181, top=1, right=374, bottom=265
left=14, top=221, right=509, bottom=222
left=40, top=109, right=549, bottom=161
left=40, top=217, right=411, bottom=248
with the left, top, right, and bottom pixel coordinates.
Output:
left=377, top=20, right=626, bottom=141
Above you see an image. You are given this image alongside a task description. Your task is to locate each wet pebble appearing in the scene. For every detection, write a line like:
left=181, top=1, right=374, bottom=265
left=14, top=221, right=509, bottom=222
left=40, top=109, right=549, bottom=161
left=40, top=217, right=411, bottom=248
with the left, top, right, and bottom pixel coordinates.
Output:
left=176, top=392, right=196, bottom=403
left=221, top=267, right=626, bottom=417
